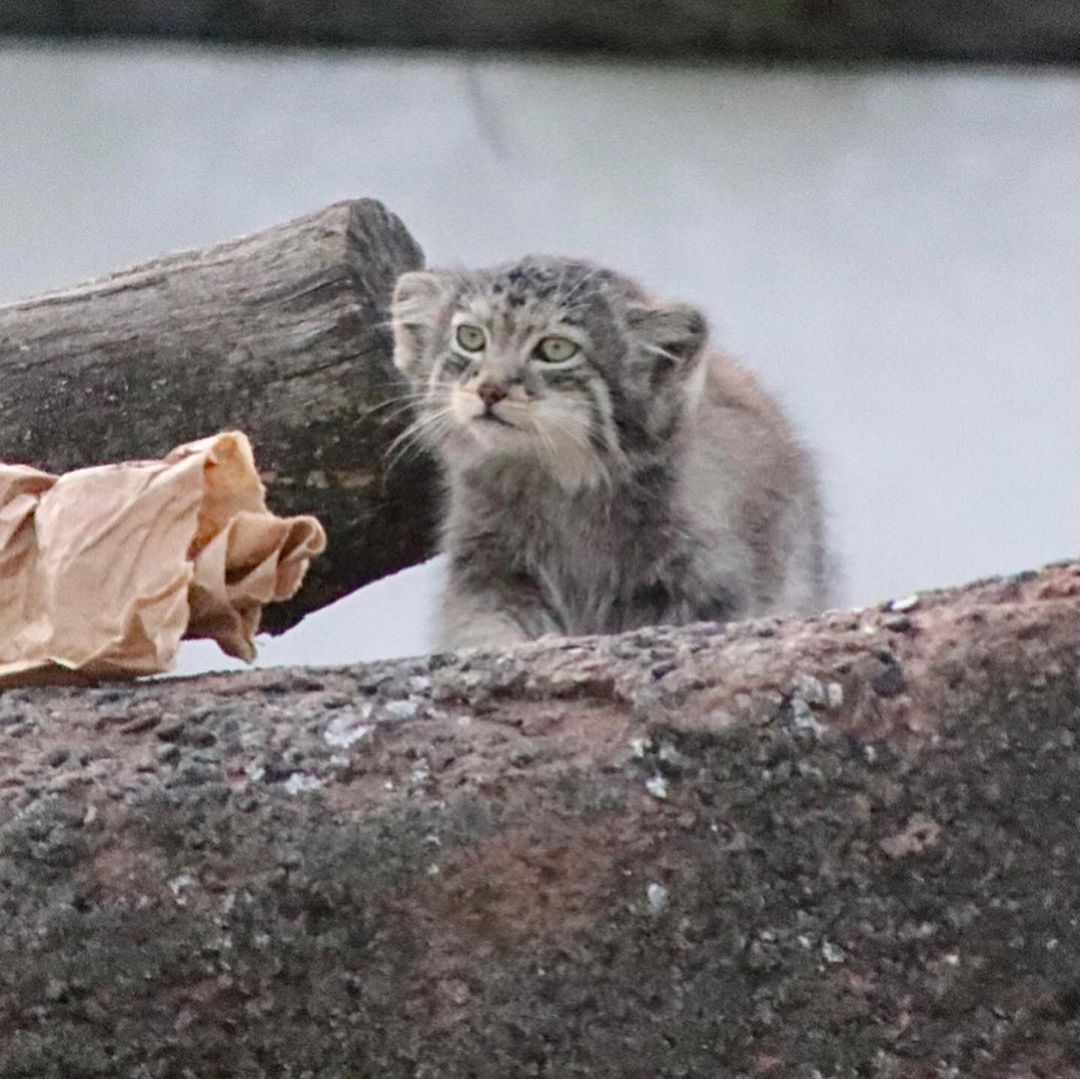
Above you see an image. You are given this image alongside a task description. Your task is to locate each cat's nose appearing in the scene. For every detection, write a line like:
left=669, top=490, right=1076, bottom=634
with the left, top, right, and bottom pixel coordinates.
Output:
left=476, top=381, right=508, bottom=408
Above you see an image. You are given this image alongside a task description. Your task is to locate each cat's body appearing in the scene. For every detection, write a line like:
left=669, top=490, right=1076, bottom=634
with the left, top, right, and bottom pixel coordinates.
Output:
left=390, top=257, right=830, bottom=651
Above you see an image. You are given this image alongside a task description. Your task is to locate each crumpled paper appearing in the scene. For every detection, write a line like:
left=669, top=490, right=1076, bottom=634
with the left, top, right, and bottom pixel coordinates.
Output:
left=0, top=432, right=327, bottom=687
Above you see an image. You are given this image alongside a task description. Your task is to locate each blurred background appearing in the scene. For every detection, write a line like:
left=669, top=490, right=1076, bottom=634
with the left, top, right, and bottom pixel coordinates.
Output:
left=1, top=4, right=1077, bottom=672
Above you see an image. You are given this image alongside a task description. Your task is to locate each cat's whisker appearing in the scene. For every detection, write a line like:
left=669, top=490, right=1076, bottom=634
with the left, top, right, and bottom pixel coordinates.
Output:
left=385, top=403, right=452, bottom=452
left=637, top=342, right=694, bottom=369
left=534, top=410, right=613, bottom=491
left=383, top=405, right=454, bottom=476
left=383, top=431, right=439, bottom=482
left=530, top=417, right=562, bottom=470
left=551, top=261, right=572, bottom=309
left=370, top=400, right=441, bottom=428
left=557, top=264, right=603, bottom=309
left=361, top=392, right=436, bottom=422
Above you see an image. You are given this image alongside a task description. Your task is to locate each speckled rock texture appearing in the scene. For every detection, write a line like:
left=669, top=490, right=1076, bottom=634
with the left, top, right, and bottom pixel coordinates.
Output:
left=2, top=562, right=1080, bottom=1077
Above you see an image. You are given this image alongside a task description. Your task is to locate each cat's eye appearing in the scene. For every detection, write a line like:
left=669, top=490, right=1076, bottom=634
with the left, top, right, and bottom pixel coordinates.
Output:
left=455, top=324, right=486, bottom=352
left=534, top=336, right=579, bottom=363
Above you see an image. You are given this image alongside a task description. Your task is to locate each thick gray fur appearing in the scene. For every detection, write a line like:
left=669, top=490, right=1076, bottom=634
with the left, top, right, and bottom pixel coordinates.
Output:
left=391, top=256, right=831, bottom=650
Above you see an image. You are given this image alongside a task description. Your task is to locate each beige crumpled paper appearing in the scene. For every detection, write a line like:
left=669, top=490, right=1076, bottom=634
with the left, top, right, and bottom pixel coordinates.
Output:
left=0, top=431, right=327, bottom=687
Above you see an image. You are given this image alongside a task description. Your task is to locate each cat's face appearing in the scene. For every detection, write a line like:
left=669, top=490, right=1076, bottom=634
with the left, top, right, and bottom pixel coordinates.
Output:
left=390, top=257, right=707, bottom=488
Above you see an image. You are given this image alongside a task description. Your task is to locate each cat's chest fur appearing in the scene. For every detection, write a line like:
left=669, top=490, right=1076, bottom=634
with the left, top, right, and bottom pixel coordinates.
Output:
left=444, top=459, right=738, bottom=636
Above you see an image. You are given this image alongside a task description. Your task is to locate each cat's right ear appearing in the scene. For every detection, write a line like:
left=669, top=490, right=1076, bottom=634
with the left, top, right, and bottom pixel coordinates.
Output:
left=390, top=271, right=448, bottom=376
left=626, top=302, right=708, bottom=377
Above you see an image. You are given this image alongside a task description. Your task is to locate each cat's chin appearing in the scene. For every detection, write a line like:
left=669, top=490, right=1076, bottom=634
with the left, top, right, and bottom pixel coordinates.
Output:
left=461, top=419, right=536, bottom=461
left=473, top=413, right=516, bottom=430
left=438, top=418, right=531, bottom=464
left=445, top=425, right=609, bottom=493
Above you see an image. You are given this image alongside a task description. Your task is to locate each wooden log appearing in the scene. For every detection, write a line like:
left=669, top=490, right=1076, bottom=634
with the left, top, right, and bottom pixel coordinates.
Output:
left=1, top=560, right=1079, bottom=1075
left=0, top=199, right=436, bottom=633
left=3, top=0, right=1080, bottom=64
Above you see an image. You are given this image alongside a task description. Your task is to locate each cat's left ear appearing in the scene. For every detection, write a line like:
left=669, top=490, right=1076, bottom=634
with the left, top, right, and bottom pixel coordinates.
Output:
left=627, top=302, right=708, bottom=381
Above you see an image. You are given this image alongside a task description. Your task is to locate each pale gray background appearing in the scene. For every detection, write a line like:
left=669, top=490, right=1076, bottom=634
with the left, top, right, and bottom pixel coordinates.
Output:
left=2, top=44, right=1076, bottom=673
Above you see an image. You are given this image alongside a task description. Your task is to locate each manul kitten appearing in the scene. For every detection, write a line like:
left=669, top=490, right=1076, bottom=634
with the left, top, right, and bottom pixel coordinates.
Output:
left=390, top=257, right=831, bottom=650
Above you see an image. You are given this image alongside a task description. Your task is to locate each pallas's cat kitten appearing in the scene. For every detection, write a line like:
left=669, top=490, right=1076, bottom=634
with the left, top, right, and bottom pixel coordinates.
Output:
left=391, top=257, right=830, bottom=651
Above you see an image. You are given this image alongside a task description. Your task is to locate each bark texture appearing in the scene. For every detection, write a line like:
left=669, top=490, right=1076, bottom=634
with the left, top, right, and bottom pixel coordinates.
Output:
left=1, top=561, right=1080, bottom=1076
left=0, top=199, right=435, bottom=633
left=4, top=0, right=1080, bottom=63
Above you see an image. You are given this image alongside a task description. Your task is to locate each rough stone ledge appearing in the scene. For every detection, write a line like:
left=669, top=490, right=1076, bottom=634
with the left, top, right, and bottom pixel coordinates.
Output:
left=1, top=560, right=1079, bottom=1077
